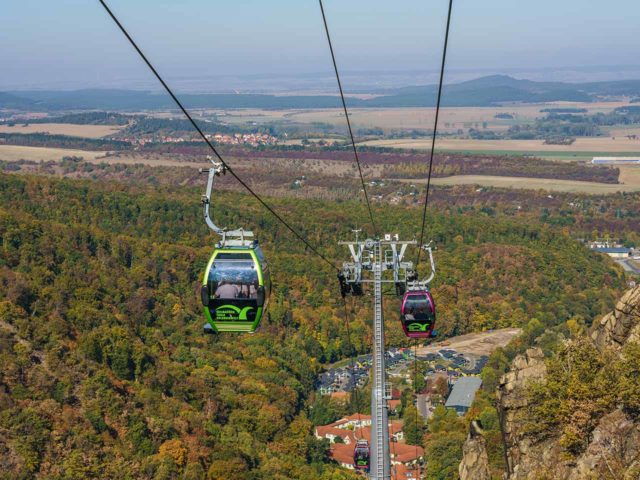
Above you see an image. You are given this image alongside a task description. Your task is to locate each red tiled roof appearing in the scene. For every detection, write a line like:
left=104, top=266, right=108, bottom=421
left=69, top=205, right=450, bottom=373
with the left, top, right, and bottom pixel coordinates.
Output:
left=388, top=399, right=402, bottom=411
left=330, top=443, right=355, bottom=466
left=330, top=391, right=349, bottom=401
left=389, top=420, right=404, bottom=435
left=354, top=427, right=370, bottom=442
left=391, top=442, right=424, bottom=463
left=344, top=413, right=372, bottom=422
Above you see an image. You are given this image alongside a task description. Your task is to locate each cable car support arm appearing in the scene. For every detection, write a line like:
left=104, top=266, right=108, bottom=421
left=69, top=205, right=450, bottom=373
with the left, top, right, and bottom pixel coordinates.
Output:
left=200, top=156, right=254, bottom=247
left=408, top=244, right=436, bottom=291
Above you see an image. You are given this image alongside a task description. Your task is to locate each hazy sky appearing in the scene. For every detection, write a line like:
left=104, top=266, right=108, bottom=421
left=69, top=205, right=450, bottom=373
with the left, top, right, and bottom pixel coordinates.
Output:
left=2, top=0, right=640, bottom=91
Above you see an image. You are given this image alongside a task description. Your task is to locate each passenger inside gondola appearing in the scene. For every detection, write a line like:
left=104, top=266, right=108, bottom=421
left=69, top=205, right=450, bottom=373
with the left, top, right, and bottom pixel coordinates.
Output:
left=215, top=281, right=239, bottom=299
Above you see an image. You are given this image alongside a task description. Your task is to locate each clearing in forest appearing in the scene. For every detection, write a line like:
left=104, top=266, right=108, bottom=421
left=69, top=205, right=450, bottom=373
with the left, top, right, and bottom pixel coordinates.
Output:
left=418, top=328, right=523, bottom=357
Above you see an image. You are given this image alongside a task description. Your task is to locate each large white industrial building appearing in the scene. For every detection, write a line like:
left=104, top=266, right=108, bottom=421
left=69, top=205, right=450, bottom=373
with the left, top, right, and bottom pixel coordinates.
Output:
left=592, top=157, right=640, bottom=165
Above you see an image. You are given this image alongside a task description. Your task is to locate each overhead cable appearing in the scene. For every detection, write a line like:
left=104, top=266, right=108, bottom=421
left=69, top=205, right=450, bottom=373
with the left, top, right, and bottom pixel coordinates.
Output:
left=417, top=0, right=454, bottom=265
left=319, top=0, right=378, bottom=237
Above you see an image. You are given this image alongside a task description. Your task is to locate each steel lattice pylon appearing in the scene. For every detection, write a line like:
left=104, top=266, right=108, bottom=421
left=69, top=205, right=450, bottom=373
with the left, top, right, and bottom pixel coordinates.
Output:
left=339, top=234, right=420, bottom=480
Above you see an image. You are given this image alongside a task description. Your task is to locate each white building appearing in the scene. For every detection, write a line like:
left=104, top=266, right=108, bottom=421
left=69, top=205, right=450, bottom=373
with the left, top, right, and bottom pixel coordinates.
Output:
left=592, top=247, right=632, bottom=259
left=592, top=157, right=640, bottom=165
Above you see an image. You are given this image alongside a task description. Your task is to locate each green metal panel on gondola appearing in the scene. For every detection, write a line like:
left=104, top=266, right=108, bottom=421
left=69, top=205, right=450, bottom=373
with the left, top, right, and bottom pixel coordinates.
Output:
left=201, top=245, right=270, bottom=333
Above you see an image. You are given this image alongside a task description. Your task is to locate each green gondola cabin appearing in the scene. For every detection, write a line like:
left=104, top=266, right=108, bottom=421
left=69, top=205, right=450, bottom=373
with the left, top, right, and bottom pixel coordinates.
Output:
left=200, top=243, right=270, bottom=333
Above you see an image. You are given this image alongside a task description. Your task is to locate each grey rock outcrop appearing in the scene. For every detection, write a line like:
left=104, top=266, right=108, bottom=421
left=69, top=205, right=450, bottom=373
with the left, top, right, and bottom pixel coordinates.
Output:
left=591, top=286, right=640, bottom=352
left=496, top=347, right=553, bottom=479
left=459, top=421, right=491, bottom=480
left=569, top=409, right=640, bottom=480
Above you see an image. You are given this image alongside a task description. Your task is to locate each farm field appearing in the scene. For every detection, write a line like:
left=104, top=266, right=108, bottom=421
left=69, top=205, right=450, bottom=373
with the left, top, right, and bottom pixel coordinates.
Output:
left=420, top=174, right=640, bottom=194
left=213, top=101, right=630, bottom=132
left=4, top=145, right=636, bottom=195
left=359, top=136, right=640, bottom=154
left=285, top=106, right=540, bottom=131
left=0, top=145, right=107, bottom=162
left=0, top=123, right=123, bottom=138
left=0, top=147, right=214, bottom=168
left=619, top=166, right=640, bottom=186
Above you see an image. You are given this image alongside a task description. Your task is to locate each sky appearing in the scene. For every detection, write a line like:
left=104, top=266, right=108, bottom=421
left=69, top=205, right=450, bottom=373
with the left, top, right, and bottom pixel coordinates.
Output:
left=2, top=0, right=640, bottom=91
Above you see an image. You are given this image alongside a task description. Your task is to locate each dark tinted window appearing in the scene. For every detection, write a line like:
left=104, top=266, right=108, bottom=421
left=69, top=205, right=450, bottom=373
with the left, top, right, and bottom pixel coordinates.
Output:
left=216, top=252, right=253, bottom=260
left=403, top=295, right=434, bottom=320
left=209, top=257, right=259, bottom=299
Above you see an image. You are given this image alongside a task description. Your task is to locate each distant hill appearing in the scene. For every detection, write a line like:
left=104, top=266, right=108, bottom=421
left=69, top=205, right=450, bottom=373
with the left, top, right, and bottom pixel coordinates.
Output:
left=0, top=92, right=40, bottom=110
left=1, top=89, right=346, bottom=111
left=5, top=75, right=640, bottom=110
left=370, top=75, right=592, bottom=106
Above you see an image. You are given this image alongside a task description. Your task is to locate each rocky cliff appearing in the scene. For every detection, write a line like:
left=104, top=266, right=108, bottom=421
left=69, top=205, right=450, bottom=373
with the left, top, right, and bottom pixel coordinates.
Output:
left=458, top=421, right=491, bottom=480
left=591, top=286, right=640, bottom=352
left=458, top=286, right=640, bottom=480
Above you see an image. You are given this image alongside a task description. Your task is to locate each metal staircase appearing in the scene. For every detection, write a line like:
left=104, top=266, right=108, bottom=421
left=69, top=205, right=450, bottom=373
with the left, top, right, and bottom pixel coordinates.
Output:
left=370, top=241, right=390, bottom=479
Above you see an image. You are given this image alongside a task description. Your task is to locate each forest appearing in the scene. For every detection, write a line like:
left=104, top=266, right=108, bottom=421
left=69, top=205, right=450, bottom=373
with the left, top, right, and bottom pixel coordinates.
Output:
left=1, top=112, right=133, bottom=126
left=472, top=107, right=640, bottom=141
left=0, top=170, right=629, bottom=479
left=0, top=133, right=130, bottom=151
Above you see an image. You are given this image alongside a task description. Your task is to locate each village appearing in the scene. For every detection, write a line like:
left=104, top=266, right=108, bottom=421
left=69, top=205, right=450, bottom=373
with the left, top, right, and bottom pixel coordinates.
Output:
left=112, top=131, right=279, bottom=148
left=314, top=342, right=493, bottom=477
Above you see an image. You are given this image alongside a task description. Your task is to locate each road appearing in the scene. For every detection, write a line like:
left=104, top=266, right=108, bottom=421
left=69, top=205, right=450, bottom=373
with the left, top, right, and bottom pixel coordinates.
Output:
left=416, top=394, right=429, bottom=419
left=616, top=258, right=640, bottom=275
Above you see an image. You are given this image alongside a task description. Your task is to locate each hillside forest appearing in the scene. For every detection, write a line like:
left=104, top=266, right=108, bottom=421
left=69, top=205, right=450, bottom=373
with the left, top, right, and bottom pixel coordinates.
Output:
left=0, top=171, right=631, bottom=479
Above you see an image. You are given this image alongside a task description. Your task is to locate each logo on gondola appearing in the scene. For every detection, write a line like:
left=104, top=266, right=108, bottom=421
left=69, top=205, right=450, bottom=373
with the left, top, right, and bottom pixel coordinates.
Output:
left=215, top=304, right=255, bottom=321
left=407, top=322, right=432, bottom=332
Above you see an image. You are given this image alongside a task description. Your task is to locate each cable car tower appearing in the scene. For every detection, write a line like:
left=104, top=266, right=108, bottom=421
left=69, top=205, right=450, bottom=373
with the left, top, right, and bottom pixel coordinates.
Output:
left=339, top=233, right=434, bottom=480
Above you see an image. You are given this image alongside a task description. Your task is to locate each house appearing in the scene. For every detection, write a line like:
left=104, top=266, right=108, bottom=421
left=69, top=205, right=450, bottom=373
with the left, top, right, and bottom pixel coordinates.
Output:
left=592, top=157, right=640, bottom=165
left=445, top=376, right=482, bottom=416
left=342, top=414, right=372, bottom=428
left=315, top=424, right=355, bottom=444
left=315, top=414, right=373, bottom=444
